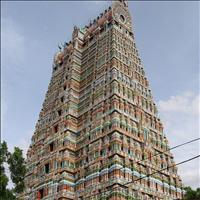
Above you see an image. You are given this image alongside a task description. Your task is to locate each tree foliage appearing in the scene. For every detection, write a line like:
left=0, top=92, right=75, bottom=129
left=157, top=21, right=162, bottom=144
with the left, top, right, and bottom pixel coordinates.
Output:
left=0, top=141, right=8, bottom=164
left=0, top=141, right=25, bottom=199
left=0, top=141, right=9, bottom=197
left=8, top=147, right=26, bottom=194
left=183, top=187, right=200, bottom=200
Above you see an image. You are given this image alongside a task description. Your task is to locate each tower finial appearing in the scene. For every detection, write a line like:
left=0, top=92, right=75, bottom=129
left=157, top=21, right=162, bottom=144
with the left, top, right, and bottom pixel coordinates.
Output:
left=113, top=0, right=128, bottom=7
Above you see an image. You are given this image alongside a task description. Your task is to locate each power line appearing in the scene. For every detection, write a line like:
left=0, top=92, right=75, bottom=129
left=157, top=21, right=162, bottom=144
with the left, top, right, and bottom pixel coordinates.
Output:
left=3, top=137, right=200, bottom=176
left=3, top=138, right=199, bottom=198
left=122, top=154, right=200, bottom=186
left=86, top=154, right=200, bottom=199
left=148, top=137, right=199, bottom=160
left=95, top=137, right=200, bottom=180
left=119, top=137, right=200, bottom=168
left=101, top=136, right=200, bottom=182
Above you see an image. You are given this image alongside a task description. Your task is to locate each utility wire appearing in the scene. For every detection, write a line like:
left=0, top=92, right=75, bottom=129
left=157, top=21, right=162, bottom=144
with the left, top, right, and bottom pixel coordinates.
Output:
left=83, top=137, right=200, bottom=199
left=5, top=138, right=198, bottom=173
left=4, top=137, right=200, bottom=173
left=86, top=154, right=200, bottom=198
left=4, top=138, right=199, bottom=198
left=118, top=137, right=200, bottom=168
left=119, top=154, right=200, bottom=187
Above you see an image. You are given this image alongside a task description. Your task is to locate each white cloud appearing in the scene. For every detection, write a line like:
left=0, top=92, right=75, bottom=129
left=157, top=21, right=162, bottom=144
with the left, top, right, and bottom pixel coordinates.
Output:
left=1, top=96, right=8, bottom=132
left=158, top=91, right=199, bottom=115
left=4, top=163, right=14, bottom=189
left=1, top=17, right=26, bottom=66
left=1, top=16, right=32, bottom=157
left=6, top=128, right=33, bottom=158
left=1, top=16, right=27, bottom=120
left=1, top=17, right=27, bottom=150
left=178, top=160, right=200, bottom=188
left=158, top=92, right=200, bottom=189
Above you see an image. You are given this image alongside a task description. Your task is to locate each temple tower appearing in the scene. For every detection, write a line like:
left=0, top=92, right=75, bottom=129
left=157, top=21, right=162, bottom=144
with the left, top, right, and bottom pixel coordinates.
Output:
left=25, top=1, right=184, bottom=199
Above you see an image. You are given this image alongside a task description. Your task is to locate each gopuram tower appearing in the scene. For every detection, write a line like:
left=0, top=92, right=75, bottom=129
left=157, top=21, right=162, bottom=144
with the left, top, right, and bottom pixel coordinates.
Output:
left=25, top=1, right=184, bottom=199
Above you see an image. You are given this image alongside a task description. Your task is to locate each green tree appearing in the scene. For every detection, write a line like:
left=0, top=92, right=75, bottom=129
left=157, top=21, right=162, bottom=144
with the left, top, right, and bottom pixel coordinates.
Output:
left=0, top=141, right=26, bottom=199
left=8, top=147, right=26, bottom=195
left=0, top=141, right=8, bottom=164
left=0, top=141, right=16, bottom=199
left=0, top=141, right=9, bottom=197
left=183, top=186, right=200, bottom=200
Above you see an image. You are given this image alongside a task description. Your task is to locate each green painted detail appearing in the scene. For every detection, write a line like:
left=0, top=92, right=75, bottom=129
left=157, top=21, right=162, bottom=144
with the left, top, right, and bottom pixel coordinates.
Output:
left=80, top=27, right=86, bottom=34
left=132, top=127, right=138, bottom=132
left=90, top=125, right=102, bottom=133
left=143, top=128, right=149, bottom=140
left=104, top=121, right=111, bottom=125
left=111, top=118, right=120, bottom=123
left=120, top=121, right=126, bottom=125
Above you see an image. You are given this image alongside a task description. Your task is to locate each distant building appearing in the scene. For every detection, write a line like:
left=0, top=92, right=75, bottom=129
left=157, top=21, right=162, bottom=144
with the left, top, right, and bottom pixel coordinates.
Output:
left=25, top=1, right=184, bottom=199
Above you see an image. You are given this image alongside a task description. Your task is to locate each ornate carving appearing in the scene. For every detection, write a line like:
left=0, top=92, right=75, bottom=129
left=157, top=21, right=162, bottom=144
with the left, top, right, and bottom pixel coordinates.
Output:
left=112, top=0, right=132, bottom=31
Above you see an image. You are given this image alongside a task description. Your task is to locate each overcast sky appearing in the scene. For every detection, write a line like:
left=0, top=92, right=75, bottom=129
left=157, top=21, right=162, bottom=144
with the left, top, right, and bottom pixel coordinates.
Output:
left=1, top=1, right=199, bottom=189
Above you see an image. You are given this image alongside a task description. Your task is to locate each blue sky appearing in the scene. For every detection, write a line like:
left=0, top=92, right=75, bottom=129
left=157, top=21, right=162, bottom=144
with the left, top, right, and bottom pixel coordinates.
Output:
left=1, top=1, right=199, bottom=188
